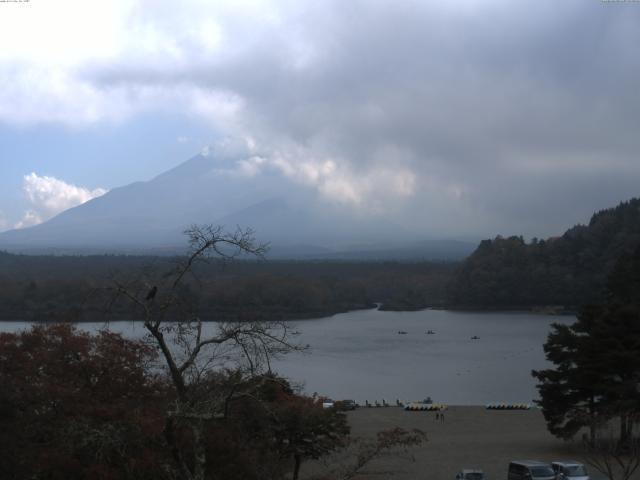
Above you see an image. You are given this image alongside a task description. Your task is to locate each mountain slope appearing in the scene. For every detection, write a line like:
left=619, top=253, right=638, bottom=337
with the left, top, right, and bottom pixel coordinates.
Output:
left=0, top=152, right=282, bottom=248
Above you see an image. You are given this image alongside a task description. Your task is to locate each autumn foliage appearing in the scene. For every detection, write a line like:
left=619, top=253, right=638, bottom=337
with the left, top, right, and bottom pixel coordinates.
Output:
left=0, top=324, right=167, bottom=479
left=0, top=324, right=350, bottom=480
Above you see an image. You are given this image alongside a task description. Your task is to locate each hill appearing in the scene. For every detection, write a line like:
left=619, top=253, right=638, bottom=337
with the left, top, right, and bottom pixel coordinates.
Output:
left=448, top=198, right=640, bottom=309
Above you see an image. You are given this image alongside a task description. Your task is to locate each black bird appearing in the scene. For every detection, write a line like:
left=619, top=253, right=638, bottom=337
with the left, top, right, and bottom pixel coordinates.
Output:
left=146, top=286, right=158, bottom=301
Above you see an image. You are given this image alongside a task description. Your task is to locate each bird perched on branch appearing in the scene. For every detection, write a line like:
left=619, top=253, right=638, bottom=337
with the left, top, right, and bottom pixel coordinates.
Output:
left=145, top=285, right=158, bottom=302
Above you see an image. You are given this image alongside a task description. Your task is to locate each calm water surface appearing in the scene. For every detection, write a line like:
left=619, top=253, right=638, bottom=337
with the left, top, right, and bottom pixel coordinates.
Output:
left=0, top=308, right=571, bottom=405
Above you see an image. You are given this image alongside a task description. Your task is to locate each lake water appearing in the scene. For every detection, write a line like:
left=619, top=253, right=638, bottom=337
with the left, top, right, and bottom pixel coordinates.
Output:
left=0, top=308, right=571, bottom=405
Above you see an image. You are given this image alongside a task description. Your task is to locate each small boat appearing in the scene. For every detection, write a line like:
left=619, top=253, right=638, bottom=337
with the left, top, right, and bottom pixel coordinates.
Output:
left=471, top=335, right=480, bottom=340
left=426, top=330, right=436, bottom=335
left=398, top=330, right=408, bottom=335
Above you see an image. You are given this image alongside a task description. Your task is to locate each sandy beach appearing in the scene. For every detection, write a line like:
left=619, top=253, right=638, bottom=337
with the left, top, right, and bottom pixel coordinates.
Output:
left=306, top=406, right=616, bottom=480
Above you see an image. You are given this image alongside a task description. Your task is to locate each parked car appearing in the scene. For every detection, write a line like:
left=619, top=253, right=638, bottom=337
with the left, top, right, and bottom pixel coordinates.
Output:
left=456, top=468, right=486, bottom=480
left=551, top=461, right=590, bottom=480
left=508, top=460, right=556, bottom=480
left=321, top=398, right=334, bottom=409
left=335, top=399, right=358, bottom=411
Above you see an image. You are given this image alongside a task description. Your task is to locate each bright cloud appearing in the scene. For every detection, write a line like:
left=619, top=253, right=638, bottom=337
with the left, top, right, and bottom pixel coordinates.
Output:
left=1, top=1, right=640, bottom=235
left=15, top=173, right=108, bottom=229
left=206, top=136, right=420, bottom=211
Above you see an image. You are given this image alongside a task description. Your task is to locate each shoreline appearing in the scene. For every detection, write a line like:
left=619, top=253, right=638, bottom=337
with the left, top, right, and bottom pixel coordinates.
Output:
left=0, top=304, right=577, bottom=323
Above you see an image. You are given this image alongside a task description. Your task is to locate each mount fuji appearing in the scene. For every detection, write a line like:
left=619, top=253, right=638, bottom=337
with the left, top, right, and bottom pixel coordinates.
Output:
left=0, top=149, right=475, bottom=259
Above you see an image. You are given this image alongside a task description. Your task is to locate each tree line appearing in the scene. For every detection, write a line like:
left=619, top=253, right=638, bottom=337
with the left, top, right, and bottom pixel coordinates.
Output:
left=0, top=251, right=454, bottom=322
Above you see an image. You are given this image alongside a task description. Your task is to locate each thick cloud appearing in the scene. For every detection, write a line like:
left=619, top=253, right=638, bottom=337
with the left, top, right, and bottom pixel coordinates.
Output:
left=2, top=0, right=639, bottom=237
left=15, top=173, right=108, bottom=229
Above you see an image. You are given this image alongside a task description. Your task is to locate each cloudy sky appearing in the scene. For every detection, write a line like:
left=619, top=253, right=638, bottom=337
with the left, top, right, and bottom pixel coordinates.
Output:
left=1, top=0, right=639, bottom=238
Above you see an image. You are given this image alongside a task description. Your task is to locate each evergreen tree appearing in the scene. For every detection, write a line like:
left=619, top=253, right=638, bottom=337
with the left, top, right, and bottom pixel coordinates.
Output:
left=533, top=247, right=640, bottom=445
left=532, top=307, right=607, bottom=444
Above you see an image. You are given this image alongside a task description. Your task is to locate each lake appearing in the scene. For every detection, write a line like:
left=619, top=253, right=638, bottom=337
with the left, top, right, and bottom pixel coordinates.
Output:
left=0, top=308, right=571, bottom=405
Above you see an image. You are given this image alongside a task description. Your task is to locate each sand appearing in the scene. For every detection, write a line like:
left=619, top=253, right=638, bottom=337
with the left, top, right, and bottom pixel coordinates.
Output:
left=305, top=406, right=618, bottom=480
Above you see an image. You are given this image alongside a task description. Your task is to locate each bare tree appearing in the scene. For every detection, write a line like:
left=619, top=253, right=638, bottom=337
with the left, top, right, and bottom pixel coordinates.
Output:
left=109, top=225, right=301, bottom=480
left=582, top=433, right=640, bottom=480
left=311, top=427, right=427, bottom=480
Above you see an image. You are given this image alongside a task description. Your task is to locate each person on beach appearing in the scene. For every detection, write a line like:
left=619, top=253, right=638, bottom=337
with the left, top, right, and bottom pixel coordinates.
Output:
left=436, top=411, right=440, bottom=421
left=440, top=411, right=445, bottom=422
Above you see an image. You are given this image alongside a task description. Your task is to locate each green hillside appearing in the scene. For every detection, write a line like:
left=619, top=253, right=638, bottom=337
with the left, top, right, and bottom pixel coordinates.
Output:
left=448, top=198, right=640, bottom=309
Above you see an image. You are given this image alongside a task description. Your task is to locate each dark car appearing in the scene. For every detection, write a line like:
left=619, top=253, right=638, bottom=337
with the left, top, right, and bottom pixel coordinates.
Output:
left=508, top=461, right=556, bottom=480
left=456, top=468, right=486, bottom=480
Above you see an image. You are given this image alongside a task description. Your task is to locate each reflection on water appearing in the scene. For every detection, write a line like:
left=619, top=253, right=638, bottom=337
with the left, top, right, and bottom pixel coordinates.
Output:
left=0, top=308, right=572, bottom=405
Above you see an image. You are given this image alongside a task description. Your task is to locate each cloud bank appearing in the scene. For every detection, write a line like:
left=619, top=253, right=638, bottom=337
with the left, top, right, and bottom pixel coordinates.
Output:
left=2, top=0, right=640, bottom=236
left=15, top=173, right=108, bottom=229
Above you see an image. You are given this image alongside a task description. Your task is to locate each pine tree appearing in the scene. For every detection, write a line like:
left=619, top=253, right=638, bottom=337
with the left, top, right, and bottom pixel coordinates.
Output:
left=533, top=247, right=640, bottom=445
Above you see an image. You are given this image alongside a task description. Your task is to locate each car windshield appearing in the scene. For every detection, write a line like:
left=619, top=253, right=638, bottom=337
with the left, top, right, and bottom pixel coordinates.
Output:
left=565, top=466, right=587, bottom=476
left=531, top=467, right=555, bottom=477
left=464, top=473, right=485, bottom=480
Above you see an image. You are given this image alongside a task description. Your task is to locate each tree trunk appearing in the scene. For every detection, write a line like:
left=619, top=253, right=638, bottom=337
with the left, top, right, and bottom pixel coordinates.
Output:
left=620, top=414, right=630, bottom=448
left=589, top=422, right=597, bottom=448
left=192, top=420, right=207, bottom=480
left=165, top=416, right=194, bottom=480
left=589, top=396, right=597, bottom=447
left=293, top=454, right=302, bottom=480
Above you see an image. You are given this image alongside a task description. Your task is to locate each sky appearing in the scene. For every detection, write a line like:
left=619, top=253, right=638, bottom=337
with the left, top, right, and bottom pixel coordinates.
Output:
left=1, top=0, right=639, bottom=238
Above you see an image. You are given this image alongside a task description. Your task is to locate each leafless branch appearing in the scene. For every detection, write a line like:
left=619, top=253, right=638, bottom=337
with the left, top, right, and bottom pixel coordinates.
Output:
left=583, top=436, right=640, bottom=480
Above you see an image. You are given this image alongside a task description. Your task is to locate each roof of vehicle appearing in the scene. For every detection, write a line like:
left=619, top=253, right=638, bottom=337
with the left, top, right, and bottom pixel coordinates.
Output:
left=552, top=461, right=584, bottom=467
left=510, top=460, right=553, bottom=467
left=459, top=470, right=486, bottom=479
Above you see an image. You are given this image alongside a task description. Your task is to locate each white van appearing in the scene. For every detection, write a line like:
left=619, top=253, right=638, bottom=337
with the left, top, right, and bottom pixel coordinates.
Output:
left=551, top=461, right=590, bottom=480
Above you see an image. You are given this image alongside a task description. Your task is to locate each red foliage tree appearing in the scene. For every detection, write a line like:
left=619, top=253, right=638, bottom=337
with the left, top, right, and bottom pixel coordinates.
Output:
left=0, top=324, right=167, bottom=480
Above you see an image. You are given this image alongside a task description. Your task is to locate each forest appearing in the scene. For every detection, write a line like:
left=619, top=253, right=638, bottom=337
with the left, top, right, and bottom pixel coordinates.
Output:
left=448, top=198, right=640, bottom=310
left=0, top=251, right=454, bottom=322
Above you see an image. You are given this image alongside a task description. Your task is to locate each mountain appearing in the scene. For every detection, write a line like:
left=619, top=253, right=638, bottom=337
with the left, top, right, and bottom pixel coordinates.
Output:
left=448, top=198, right=640, bottom=308
left=0, top=150, right=473, bottom=260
